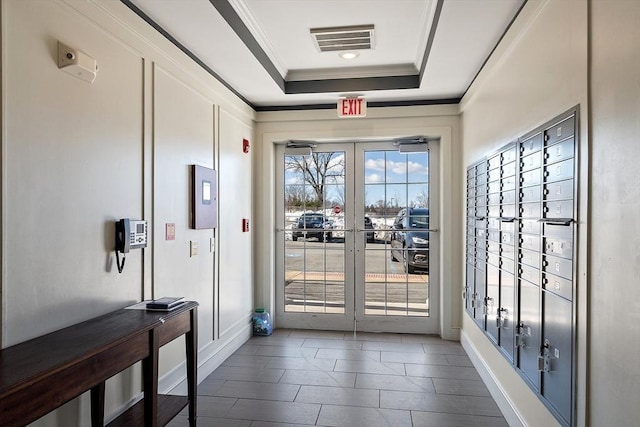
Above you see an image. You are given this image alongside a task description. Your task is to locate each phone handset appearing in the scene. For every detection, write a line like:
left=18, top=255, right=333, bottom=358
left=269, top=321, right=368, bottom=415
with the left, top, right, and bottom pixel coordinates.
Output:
left=115, top=219, right=147, bottom=273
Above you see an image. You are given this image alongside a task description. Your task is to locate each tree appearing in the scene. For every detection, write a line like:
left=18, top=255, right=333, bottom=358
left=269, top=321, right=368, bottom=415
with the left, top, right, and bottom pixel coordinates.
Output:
left=285, top=152, right=344, bottom=208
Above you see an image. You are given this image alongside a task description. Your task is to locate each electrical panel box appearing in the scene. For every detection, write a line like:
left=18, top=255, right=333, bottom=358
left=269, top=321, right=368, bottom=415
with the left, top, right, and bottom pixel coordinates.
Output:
left=464, top=108, right=578, bottom=427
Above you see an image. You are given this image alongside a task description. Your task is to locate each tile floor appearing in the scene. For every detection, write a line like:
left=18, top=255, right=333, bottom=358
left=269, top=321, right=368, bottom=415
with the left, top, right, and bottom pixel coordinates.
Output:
left=168, top=329, right=508, bottom=427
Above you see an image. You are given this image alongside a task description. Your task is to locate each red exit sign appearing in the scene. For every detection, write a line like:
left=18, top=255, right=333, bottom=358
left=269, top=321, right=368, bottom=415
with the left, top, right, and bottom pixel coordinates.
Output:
left=338, top=97, right=367, bottom=118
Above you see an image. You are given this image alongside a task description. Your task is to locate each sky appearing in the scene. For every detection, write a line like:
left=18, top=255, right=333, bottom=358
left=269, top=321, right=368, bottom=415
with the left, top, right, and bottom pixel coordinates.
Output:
left=284, top=148, right=429, bottom=211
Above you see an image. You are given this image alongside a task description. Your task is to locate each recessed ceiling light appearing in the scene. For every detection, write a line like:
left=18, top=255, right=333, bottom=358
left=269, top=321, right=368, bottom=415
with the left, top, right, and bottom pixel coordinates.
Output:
left=339, top=51, right=360, bottom=60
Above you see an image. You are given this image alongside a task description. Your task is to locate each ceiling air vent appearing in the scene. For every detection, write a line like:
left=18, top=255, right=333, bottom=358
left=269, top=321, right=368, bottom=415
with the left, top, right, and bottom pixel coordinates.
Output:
left=310, top=25, right=375, bottom=53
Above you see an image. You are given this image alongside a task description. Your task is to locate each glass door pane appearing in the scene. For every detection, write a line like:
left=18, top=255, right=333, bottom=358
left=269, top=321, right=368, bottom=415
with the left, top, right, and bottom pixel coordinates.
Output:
left=284, top=151, right=346, bottom=313
left=356, top=143, right=438, bottom=333
left=277, top=140, right=438, bottom=334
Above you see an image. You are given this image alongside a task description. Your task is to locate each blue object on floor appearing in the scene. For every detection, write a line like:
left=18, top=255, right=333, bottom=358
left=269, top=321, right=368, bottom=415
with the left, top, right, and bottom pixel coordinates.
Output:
left=252, top=308, right=273, bottom=336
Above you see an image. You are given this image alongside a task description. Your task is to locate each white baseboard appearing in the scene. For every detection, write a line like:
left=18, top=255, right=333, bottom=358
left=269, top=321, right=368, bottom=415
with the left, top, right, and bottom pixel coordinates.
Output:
left=460, top=330, right=525, bottom=427
left=196, top=324, right=252, bottom=382
left=161, top=324, right=252, bottom=394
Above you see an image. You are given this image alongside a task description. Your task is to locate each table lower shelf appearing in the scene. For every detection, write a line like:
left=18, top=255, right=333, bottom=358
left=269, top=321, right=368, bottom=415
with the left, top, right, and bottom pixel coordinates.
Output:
left=107, top=394, right=190, bottom=427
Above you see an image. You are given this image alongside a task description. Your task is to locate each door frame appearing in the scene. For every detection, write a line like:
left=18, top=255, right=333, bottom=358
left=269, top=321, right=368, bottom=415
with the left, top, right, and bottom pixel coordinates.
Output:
left=274, top=139, right=441, bottom=334
left=353, top=140, right=440, bottom=334
left=258, top=122, right=458, bottom=340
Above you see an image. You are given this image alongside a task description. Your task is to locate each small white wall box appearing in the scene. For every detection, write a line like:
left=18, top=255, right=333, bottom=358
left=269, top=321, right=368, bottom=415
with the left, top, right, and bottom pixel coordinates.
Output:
left=57, top=41, right=98, bottom=83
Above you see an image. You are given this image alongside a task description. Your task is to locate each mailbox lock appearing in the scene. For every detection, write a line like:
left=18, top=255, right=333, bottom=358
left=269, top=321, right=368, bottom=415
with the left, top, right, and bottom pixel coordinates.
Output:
left=515, top=322, right=527, bottom=348
left=538, top=340, right=552, bottom=373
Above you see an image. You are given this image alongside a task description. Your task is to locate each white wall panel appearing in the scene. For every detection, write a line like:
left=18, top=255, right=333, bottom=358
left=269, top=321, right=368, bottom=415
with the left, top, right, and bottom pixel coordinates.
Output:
left=217, top=109, right=253, bottom=338
left=153, top=65, right=215, bottom=371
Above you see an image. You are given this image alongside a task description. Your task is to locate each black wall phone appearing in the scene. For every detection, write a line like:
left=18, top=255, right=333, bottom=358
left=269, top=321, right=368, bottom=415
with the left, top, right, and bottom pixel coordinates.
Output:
left=115, top=218, right=147, bottom=273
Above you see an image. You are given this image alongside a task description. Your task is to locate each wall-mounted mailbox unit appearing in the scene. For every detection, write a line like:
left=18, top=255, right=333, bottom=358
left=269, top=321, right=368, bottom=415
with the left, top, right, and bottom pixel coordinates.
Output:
left=465, top=108, right=578, bottom=427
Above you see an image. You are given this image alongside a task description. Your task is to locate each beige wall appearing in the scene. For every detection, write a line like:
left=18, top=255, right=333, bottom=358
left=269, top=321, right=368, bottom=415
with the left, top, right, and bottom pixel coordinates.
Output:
left=1, top=0, right=255, bottom=425
left=589, top=1, right=640, bottom=425
left=461, top=0, right=640, bottom=425
left=460, top=0, right=587, bottom=426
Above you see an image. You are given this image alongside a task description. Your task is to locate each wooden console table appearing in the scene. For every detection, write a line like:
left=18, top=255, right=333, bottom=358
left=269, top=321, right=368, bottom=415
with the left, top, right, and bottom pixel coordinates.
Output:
left=0, top=301, right=198, bottom=427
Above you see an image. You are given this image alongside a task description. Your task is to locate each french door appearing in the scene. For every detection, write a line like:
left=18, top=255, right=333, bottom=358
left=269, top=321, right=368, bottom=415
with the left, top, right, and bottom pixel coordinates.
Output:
left=275, top=140, right=439, bottom=333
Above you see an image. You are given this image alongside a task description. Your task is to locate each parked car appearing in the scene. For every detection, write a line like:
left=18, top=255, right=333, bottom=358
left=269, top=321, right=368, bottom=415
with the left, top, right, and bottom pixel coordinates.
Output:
left=292, top=212, right=333, bottom=242
left=390, top=208, right=429, bottom=273
left=364, top=216, right=375, bottom=243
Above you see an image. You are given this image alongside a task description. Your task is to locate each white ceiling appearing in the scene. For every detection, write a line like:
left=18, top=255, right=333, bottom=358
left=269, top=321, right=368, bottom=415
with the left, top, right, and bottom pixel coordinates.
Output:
left=126, top=0, right=525, bottom=109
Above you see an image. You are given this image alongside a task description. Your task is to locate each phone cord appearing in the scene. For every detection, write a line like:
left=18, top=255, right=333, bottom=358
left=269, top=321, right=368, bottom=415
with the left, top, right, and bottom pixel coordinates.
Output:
left=116, top=250, right=126, bottom=274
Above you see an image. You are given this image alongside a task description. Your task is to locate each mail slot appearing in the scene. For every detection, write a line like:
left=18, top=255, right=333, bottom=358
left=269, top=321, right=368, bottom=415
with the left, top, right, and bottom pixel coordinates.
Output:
left=476, top=255, right=486, bottom=270
left=488, top=252, right=500, bottom=267
left=521, top=151, right=542, bottom=172
left=502, top=203, right=516, bottom=218
left=543, top=221, right=573, bottom=240
left=502, top=190, right=516, bottom=204
left=520, top=133, right=543, bottom=157
left=502, top=147, right=517, bottom=164
left=543, top=272, right=573, bottom=301
left=467, top=216, right=475, bottom=228
left=488, top=167, right=501, bottom=182
left=501, top=243, right=516, bottom=260
left=519, top=248, right=541, bottom=268
left=501, top=258, right=516, bottom=273
left=544, top=115, right=575, bottom=146
left=544, top=138, right=575, bottom=164
left=502, top=161, right=516, bottom=178
left=521, top=185, right=541, bottom=203
left=543, top=200, right=574, bottom=219
left=520, top=234, right=541, bottom=252
left=520, top=219, right=541, bottom=235
left=519, top=263, right=541, bottom=287
left=488, top=192, right=501, bottom=206
left=476, top=162, right=487, bottom=175
left=488, top=230, right=501, bottom=243
left=467, top=243, right=475, bottom=258
left=488, top=181, right=501, bottom=194
left=468, top=186, right=476, bottom=199
left=488, top=218, right=500, bottom=230
left=543, top=158, right=574, bottom=183
left=501, top=221, right=515, bottom=234
left=488, top=206, right=501, bottom=217
left=488, top=154, right=501, bottom=170
left=502, top=176, right=516, bottom=191
left=543, top=179, right=574, bottom=202
left=487, top=240, right=500, bottom=254
left=520, top=168, right=542, bottom=188
left=520, top=202, right=542, bottom=219
left=542, top=254, right=573, bottom=281
left=476, top=172, right=487, bottom=186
